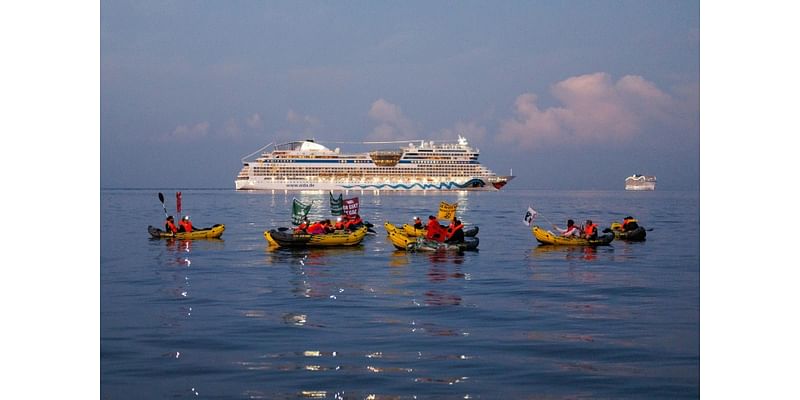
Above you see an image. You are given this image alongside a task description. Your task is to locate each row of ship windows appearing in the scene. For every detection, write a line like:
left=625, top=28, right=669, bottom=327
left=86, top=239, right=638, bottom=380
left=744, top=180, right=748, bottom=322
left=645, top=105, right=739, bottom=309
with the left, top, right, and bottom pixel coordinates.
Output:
left=262, top=160, right=476, bottom=164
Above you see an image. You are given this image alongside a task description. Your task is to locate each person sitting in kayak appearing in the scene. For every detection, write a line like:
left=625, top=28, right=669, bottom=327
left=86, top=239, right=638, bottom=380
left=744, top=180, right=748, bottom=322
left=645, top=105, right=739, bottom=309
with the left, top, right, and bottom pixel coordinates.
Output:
left=294, top=218, right=310, bottom=233
left=425, top=215, right=444, bottom=242
left=413, top=216, right=424, bottom=230
left=306, top=220, right=326, bottom=234
left=334, top=215, right=348, bottom=230
left=178, top=215, right=194, bottom=233
left=620, top=216, right=639, bottom=232
left=345, top=214, right=363, bottom=231
left=583, top=220, right=599, bottom=240
left=552, top=219, right=581, bottom=237
left=323, top=219, right=336, bottom=233
left=445, top=219, right=465, bottom=244
left=165, top=216, right=178, bottom=234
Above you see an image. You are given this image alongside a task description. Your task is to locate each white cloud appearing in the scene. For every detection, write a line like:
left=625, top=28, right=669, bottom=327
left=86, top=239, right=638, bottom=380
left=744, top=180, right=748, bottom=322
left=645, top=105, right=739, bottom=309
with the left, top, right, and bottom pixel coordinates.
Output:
left=498, top=72, right=675, bottom=149
left=246, top=113, right=263, bottom=130
left=367, top=99, right=417, bottom=140
left=164, top=121, right=210, bottom=142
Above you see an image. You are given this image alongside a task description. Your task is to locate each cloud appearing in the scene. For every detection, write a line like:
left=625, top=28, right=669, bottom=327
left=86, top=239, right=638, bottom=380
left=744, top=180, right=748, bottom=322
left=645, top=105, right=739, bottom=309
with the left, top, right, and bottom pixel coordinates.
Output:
left=287, top=110, right=320, bottom=128
left=163, top=121, right=210, bottom=142
left=246, top=113, right=263, bottom=130
left=438, top=121, right=487, bottom=143
left=367, top=99, right=418, bottom=140
left=498, top=72, right=674, bottom=149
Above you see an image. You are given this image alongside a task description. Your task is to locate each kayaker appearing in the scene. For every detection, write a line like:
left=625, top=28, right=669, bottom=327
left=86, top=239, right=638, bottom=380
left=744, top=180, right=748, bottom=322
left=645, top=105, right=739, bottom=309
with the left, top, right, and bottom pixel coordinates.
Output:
left=307, top=220, right=326, bottom=234
left=425, top=215, right=444, bottom=242
left=583, top=220, right=598, bottom=240
left=552, top=219, right=581, bottom=237
left=345, top=214, right=363, bottom=230
left=621, top=216, right=639, bottom=232
left=164, top=216, right=178, bottom=234
left=445, top=219, right=465, bottom=244
left=178, top=215, right=194, bottom=233
left=323, top=219, right=336, bottom=233
left=334, top=215, right=347, bottom=230
left=413, top=216, right=424, bottom=230
left=294, top=218, right=310, bottom=233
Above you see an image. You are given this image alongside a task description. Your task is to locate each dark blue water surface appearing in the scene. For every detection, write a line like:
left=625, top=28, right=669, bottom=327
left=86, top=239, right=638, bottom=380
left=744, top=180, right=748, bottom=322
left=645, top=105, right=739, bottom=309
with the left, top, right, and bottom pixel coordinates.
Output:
left=101, top=189, right=699, bottom=399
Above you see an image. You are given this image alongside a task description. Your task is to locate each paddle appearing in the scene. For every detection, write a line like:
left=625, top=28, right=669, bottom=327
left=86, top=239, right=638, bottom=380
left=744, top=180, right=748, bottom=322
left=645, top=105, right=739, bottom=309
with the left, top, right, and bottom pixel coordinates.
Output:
left=158, top=192, right=168, bottom=218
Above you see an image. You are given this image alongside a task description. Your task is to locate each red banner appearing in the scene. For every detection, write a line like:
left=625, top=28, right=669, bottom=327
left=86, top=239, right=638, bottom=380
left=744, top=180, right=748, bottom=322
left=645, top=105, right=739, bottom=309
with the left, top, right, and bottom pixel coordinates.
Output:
left=343, top=197, right=359, bottom=216
left=176, top=192, right=182, bottom=213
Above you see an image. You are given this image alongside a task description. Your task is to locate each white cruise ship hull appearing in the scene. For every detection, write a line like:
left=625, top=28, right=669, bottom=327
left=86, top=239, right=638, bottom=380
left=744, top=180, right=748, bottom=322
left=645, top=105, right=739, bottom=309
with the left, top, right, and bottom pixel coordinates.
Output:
left=236, top=176, right=513, bottom=191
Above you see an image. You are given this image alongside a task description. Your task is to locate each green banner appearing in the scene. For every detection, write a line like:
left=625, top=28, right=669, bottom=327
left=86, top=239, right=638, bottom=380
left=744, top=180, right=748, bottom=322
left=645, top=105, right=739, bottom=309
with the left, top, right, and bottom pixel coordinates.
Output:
left=292, top=198, right=311, bottom=225
left=329, top=192, right=343, bottom=216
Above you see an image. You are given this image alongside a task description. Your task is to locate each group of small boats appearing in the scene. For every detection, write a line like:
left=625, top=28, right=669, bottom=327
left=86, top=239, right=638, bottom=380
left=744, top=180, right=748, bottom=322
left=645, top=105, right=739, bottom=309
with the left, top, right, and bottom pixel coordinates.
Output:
left=148, top=193, right=648, bottom=251
left=531, top=219, right=647, bottom=246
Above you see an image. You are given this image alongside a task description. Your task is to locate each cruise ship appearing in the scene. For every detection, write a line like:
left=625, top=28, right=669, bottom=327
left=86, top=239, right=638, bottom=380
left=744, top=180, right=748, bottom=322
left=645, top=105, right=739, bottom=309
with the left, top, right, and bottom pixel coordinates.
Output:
left=235, top=136, right=514, bottom=191
left=625, top=174, right=657, bottom=191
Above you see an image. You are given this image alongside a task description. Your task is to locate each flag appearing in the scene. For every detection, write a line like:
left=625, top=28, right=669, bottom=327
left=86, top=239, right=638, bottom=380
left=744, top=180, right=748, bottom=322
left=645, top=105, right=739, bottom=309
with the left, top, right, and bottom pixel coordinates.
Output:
left=437, top=201, right=457, bottom=221
left=176, top=192, right=182, bottom=213
left=343, top=197, right=360, bottom=216
left=523, top=207, right=537, bottom=226
left=329, top=192, right=343, bottom=215
left=292, top=198, right=311, bottom=225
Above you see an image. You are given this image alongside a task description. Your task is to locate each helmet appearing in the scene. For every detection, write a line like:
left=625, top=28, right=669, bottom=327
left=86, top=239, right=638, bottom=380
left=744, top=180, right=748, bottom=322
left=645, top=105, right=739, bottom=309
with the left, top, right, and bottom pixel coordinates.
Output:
left=183, top=215, right=190, bottom=220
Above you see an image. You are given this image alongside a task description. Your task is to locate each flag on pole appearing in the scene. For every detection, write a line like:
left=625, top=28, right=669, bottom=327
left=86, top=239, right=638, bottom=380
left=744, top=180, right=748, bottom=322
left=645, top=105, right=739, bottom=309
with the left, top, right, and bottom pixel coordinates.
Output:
left=329, top=192, right=343, bottom=215
left=176, top=192, right=182, bottom=214
left=292, top=198, right=311, bottom=225
left=523, top=207, right=537, bottom=226
left=343, top=197, right=360, bottom=216
left=437, top=201, right=458, bottom=221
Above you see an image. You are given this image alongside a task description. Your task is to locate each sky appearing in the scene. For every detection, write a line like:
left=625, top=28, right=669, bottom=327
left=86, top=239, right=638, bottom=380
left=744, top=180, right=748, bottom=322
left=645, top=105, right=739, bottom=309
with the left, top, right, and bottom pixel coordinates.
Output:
left=100, top=0, right=699, bottom=190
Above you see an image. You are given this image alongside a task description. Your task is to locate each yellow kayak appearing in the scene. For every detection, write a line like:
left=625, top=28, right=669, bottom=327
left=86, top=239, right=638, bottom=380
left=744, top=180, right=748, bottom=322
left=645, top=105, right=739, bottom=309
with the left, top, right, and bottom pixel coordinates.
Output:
left=532, top=226, right=613, bottom=246
left=265, top=226, right=368, bottom=248
left=384, top=221, right=403, bottom=235
left=148, top=224, right=225, bottom=239
left=392, top=222, right=478, bottom=237
left=388, top=229, right=479, bottom=252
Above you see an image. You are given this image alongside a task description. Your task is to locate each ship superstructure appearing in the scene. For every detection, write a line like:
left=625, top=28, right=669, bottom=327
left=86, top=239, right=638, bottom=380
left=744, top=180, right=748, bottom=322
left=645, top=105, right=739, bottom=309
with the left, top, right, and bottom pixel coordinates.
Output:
left=625, top=174, right=657, bottom=191
left=235, top=136, right=513, bottom=191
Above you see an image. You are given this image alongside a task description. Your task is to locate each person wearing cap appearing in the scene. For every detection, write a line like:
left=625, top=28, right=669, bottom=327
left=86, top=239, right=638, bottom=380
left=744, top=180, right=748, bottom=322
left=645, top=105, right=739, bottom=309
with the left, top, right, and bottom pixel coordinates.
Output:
left=164, top=215, right=178, bottom=234
left=413, top=216, right=423, bottom=230
left=178, top=215, right=194, bottom=233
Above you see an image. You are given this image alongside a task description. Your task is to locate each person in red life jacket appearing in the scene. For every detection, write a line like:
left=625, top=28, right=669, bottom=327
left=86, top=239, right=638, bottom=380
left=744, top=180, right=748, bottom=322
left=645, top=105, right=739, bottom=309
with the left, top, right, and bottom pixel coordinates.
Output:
left=164, top=216, right=178, bottom=234
left=178, top=215, right=194, bottom=233
left=345, top=214, right=363, bottom=231
left=413, top=216, right=424, bottom=230
left=553, top=219, right=581, bottom=237
left=583, top=219, right=598, bottom=240
left=445, top=219, right=465, bottom=244
left=306, top=220, right=326, bottom=235
left=620, top=216, right=639, bottom=232
left=294, top=217, right=310, bottom=233
left=334, top=215, right=348, bottom=230
left=425, top=215, right=444, bottom=242
left=323, top=219, right=335, bottom=233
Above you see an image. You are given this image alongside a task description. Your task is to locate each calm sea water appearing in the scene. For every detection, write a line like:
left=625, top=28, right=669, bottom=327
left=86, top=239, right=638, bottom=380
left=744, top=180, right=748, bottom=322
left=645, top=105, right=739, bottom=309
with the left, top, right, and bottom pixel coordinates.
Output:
left=100, top=189, right=699, bottom=399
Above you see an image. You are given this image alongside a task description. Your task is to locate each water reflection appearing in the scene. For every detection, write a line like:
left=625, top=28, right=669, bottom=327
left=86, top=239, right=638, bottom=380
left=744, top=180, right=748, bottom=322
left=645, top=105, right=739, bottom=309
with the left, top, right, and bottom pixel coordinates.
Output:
left=532, top=244, right=609, bottom=261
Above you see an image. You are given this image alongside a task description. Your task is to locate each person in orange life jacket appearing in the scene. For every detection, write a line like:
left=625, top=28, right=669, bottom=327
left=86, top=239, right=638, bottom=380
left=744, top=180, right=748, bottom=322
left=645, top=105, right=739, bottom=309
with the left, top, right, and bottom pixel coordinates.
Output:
left=164, top=216, right=178, bottom=234
left=425, top=215, right=444, bottom=241
left=178, top=215, right=194, bottom=233
left=334, top=215, right=348, bottom=230
left=553, top=219, right=581, bottom=237
left=294, top=217, right=310, bottom=233
left=345, top=214, right=363, bottom=230
left=445, top=219, right=465, bottom=244
left=620, top=216, right=639, bottom=232
left=583, top=219, right=598, bottom=240
left=306, top=220, right=326, bottom=234
left=323, top=219, right=336, bottom=233
left=413, top=216, right=424, bottom=230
